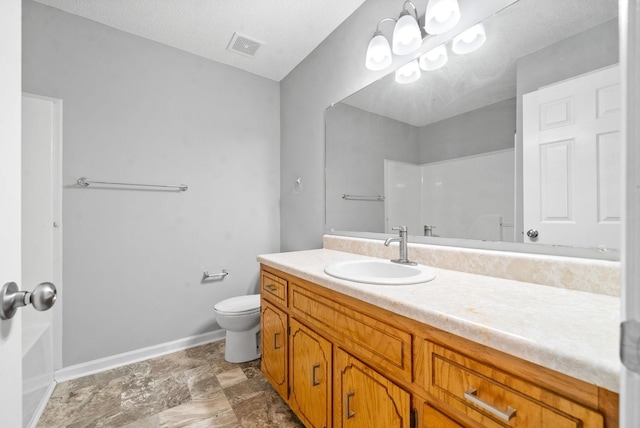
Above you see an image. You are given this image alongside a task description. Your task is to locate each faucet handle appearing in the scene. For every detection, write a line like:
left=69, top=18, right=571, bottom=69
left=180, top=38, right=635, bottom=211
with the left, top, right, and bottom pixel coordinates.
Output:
left=392, top=226, right=407, bottom=233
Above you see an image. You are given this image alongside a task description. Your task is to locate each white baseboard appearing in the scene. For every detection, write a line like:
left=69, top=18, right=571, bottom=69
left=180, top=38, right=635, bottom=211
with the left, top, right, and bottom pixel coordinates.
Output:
left=54, top=329, right=225, bottom=383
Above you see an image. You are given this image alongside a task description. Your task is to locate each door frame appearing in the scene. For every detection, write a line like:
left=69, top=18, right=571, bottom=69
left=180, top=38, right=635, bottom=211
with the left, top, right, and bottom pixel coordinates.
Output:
left=22, top=92, right=64, bottom=373
left=621, top=0, right=640, bottom=425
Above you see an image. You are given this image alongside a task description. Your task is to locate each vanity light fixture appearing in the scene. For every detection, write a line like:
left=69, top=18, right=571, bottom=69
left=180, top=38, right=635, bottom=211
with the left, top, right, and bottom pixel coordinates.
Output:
left=419, top=43, right=448, bottom=71
left=365, top=0, right=486, bottom=80
left=395, top=59, right=421, bottom=84
left=424, top=0, right=461, bottom=35
left=365, top=18, right=396, bottom=71
left=365, top=0, right=461, bottom=72
left=451, top=23, right=487, bottom=54
left=392, top=1, right=423, bottom=55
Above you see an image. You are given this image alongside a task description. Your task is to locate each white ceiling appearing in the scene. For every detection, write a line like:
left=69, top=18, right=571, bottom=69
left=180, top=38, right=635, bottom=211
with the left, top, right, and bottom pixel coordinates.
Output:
left=33, top=0, right=367, bottom=82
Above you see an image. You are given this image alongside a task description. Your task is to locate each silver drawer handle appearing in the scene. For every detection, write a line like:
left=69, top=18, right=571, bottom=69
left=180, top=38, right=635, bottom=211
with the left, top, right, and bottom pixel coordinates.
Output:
left=265, top=284, right=277, bottom=292
left=464, top=387, right=517, bottom=422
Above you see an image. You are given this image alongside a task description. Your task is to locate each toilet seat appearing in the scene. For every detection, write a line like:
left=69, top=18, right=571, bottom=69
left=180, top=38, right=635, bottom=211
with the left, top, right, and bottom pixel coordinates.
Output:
left=214, top=294, right=260, bottom=315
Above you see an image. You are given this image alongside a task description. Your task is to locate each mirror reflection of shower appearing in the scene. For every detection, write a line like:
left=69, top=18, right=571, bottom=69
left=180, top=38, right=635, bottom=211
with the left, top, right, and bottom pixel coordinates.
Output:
left=384, top=149, right=515, bottom=242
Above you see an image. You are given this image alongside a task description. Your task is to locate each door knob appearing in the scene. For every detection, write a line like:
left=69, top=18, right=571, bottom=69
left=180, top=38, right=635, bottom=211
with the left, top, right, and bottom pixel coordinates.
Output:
left=0, top=281, right=57, bottom=320
left=526, top=229, right=539, bottom=239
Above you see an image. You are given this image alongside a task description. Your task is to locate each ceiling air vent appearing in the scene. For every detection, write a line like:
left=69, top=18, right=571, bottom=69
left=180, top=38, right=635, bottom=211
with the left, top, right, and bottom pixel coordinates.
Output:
left=227, top=32, right=263, bottom=58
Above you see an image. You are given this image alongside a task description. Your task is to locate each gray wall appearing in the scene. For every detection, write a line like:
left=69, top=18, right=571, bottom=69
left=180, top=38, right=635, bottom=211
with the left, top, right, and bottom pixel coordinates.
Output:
left=325, top=103, right=418, bottom=232
left=280, top=0, right=515, bottom=251
left=23, top=0, right=281, bottom=366
left=513, top=19, right=619, bottom=241
left=418, top=98, right=516, bottom=164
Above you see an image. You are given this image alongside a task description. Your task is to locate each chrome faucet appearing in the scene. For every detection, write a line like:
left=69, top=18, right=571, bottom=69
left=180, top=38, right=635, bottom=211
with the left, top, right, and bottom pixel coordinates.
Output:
left=384, top=226, right=416, bottom=265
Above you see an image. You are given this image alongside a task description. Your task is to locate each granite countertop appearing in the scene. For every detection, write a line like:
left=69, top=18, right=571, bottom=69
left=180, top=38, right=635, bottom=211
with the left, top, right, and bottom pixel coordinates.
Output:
left=257, top=248, right=621, bottom=393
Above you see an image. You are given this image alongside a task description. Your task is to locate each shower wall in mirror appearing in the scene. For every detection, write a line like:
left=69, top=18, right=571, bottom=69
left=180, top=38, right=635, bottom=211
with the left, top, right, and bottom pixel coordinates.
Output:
left=325, top=0, right=620, bottom=256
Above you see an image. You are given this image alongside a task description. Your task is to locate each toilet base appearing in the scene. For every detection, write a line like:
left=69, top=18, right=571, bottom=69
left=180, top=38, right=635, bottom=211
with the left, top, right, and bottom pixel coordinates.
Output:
left=224, top=323, right=261, bottom=363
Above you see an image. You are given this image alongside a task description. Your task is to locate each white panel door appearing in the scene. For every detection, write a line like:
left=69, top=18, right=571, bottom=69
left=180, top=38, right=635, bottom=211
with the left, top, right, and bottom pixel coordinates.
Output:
left=0, top=0, right=24, bottom=425
left=523, top=65, right=621, bottom=249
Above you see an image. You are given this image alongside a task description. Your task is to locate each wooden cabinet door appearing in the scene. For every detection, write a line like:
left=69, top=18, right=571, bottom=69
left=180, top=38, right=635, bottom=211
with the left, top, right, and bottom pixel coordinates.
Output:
left=334, top=348, right=410, bottom=428
left=289, top=319, right=332, bottom=428
left=261, top=300, right=288, bottom=398
left=421, top=403, right=464, bottom=428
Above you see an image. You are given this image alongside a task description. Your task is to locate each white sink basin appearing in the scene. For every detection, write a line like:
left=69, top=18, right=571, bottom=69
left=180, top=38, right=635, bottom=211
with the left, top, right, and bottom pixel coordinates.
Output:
left=324, top=259, right=436, bottom=285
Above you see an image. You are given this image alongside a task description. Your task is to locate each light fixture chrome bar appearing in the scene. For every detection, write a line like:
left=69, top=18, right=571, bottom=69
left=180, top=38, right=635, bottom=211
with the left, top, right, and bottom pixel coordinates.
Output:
left=375, top=17, right=397, bottom=32
left=77, top=177, right=188, bottom=191
left=402, top=0, right=419, bottom=21
left=342, top=194, right=385, bottom=201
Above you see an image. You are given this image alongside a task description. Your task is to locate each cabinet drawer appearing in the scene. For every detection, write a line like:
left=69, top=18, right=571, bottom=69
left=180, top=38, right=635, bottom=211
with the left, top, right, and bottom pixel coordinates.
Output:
left=261, top=270, right=287, bottom=306
left=421, top=341, right=604, bottom=428
left=291, top=283, right=412, bottom=381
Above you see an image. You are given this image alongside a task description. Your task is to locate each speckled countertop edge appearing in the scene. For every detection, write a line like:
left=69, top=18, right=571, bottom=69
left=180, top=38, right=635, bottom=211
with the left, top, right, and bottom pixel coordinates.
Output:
left=257, top=249, right=621, bottom=393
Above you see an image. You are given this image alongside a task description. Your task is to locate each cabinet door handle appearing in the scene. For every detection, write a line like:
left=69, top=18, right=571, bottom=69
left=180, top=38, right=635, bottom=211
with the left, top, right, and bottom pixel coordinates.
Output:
left=463, top=387, right=517, bottom=422
left=311, top=363, right=321, bottom=386
left=273, top=332, right=281, bottom=350
left=264, top=284, right=277, bottom=292
left=345, top=390, right=355, bottom=419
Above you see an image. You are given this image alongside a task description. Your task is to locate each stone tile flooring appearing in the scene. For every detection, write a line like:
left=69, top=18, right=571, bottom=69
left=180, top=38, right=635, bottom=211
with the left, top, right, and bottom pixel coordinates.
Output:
left=37, top=341, right=303, bottom=427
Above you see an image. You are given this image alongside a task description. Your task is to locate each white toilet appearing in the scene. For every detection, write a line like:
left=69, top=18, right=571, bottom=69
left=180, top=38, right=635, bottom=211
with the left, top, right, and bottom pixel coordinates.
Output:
left=213, top=294, right=261, bottom=363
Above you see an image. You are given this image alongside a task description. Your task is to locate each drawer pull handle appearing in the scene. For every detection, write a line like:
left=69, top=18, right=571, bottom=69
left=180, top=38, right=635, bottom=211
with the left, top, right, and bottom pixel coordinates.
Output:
left=346, top=390, right=355, bottom=419
left=312, top=363, right=321, bottom=386
left=464, top=387, right=517, bottom=422
left=274, top=332, right=281, bottom=350
left=265, top=284, right=277, bottom=292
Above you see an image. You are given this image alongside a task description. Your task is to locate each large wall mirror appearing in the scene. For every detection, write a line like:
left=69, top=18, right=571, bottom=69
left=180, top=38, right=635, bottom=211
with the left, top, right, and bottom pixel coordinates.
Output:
left=325, top=0, right=620, bottom=260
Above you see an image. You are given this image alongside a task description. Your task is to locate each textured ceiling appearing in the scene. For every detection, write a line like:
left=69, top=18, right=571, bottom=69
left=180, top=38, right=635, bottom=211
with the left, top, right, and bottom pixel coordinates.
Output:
left=33, top=0, right=367, bottom=81
left=342, top=0, right=618, bottom=127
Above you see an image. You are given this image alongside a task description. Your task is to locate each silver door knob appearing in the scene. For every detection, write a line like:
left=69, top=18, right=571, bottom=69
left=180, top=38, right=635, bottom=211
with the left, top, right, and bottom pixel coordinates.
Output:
left=0, top=281, right=57, bottom=320
left=526, top=229, right=539, bottom=239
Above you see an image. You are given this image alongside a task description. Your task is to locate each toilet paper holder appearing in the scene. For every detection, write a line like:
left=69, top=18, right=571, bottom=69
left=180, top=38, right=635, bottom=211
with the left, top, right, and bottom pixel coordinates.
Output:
left=203, top=270, right=229, bottom=280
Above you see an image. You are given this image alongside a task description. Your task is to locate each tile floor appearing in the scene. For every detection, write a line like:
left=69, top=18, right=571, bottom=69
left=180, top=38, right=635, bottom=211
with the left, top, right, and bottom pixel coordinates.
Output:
left=37, top=341, right=303, bottom=427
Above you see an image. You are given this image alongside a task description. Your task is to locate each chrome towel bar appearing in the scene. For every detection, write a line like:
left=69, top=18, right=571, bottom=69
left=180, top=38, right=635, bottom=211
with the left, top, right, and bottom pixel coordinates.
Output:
left=342, top=194, right=385, bottom=201
left=77, top=177, right=188, bottom=191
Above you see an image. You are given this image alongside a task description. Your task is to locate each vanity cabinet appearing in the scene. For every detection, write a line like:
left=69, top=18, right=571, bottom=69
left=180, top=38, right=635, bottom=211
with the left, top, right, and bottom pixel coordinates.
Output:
left=259, top=265, right=618, bottom=428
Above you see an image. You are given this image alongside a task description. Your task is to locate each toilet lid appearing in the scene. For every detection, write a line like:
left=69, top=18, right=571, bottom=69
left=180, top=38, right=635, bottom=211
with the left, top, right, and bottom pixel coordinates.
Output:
left=214, top=294, right=260, bottom=314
